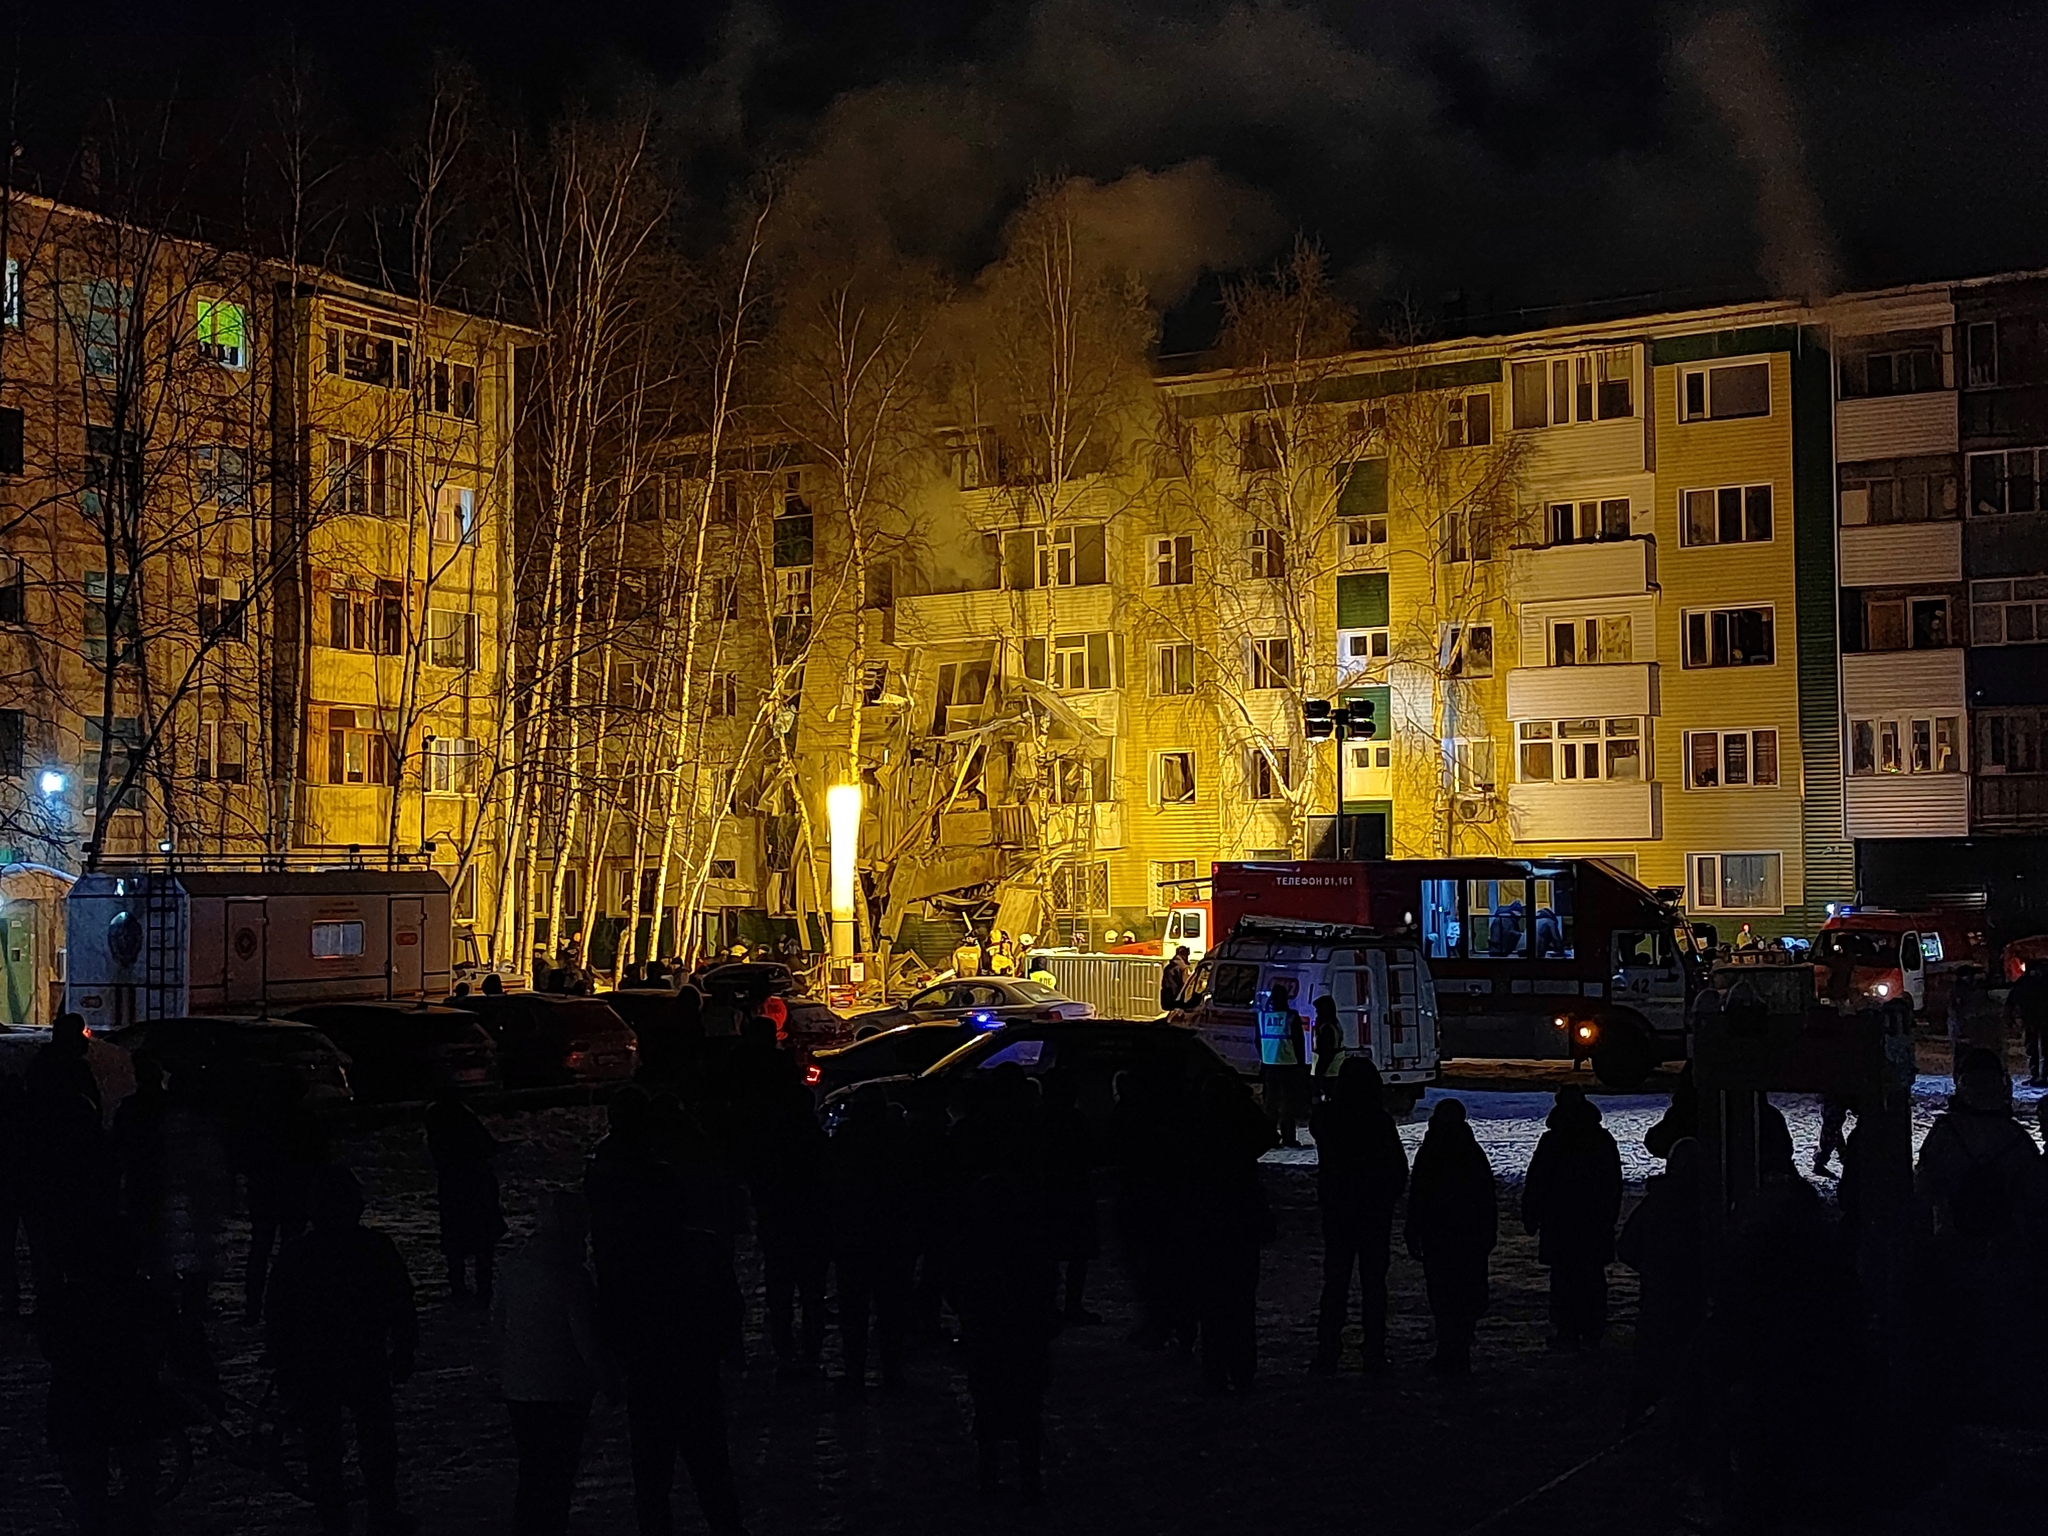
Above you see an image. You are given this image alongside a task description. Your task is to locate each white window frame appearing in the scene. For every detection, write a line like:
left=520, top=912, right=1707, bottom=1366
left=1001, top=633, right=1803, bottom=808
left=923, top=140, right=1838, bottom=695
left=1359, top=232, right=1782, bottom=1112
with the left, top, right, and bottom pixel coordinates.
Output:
left=1444, top=392, right=1492, bottom=449
left=1970, top=577, right=2048, bottom=645
left=311, top=920, right=366, bottom=959
left=1510, top=349, right=1636, bottom=430
left=1440, top=622, right=1495, bottom=678
left=1515, top=717, right=1643, bottom=783
left=1682, top=728, right=1781, bottom=790
left=1152, top=534, right=1193, bottom=587
left=1548, top=613, right=1633, bottom=666
left=775, top=565, right=813, bottom=616
left=1679, top=483, right=1775, bottom=548
left=426, top=608, right=478, bottom=671
left=1848, top=714, right=1964, bottom=777
left=1245, top=746, right=1292, bottom=801
left=1051, top=860, right=1111, bottom=915
left=1150, top=859, right=1197, bottom=915
left=1347, top=739, right=1392, bottom=773
left=196, top=718, right=247, bottom=783
left=433, top=483, right=478, bottom=545
left=1155, top=749, right=1197, bottom=806
left=1445, top=737, right=1495, bottom=796
left=1682, top=605, right=1775, bottom=669
left=427, top=736, right=480, bottom=796
left=1678, top=359, right=1772, bottom=423
left=1690, top=852, right=1784, bottom=914
left=1246, top=526, right=1285, bottom=579
left=1153, top=641, right=1196, bottom=697
left=1247, top=636, right=1292, bottom=691
left=1966, top=446, right=2048, bottom=517
left=1344, top=516, right=1388, bottom=548
left=1338, top=627, right=1390, bottom=668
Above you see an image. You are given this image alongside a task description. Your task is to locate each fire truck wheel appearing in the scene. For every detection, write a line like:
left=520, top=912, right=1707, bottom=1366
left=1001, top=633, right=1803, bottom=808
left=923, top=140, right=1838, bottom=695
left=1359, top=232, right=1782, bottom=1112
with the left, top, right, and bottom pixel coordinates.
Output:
left=1590, top=1022, right=1655, bottom=1090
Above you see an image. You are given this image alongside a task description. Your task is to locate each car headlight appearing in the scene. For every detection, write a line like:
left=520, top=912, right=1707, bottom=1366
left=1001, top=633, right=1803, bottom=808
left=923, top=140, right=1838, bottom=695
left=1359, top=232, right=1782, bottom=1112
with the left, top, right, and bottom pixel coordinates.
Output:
left=1874, top=982, right=1888, bottom=997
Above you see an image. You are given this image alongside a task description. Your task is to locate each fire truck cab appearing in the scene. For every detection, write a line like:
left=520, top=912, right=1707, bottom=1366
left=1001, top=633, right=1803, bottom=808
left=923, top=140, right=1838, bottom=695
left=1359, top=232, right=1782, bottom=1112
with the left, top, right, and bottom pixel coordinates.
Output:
left=1813, top=905, right=1986, bottom=1017
left=1178, top=917, right=1439, bottom=1107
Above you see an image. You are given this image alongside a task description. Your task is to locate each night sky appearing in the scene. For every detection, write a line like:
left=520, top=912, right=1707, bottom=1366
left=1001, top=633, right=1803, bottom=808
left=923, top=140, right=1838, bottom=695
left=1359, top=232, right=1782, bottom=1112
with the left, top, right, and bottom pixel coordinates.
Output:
left=9, top=1, right=2048, bottom=342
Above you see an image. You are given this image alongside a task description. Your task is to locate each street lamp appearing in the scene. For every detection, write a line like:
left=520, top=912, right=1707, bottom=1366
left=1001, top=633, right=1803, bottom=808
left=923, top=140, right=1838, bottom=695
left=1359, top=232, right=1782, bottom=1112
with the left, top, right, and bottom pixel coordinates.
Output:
left=826, top=783, right=861, bottom=959
left=1303, top=696, right=1377, bottom=859
left=38, top=769, right=65, bottom=796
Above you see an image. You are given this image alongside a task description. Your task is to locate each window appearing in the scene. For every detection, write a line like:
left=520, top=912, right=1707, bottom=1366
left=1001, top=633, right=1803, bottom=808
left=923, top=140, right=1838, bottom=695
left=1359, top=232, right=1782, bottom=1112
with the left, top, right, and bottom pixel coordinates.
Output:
left=1443, top=623, right=1494, bottom=678
left=0, top=407, right=23, bottom=476
left=1679, top=360, right=1771, bottom=421
left=1690, top=852, right=1783, bottom=912
left=1516, top=718, right=1642, bottom=782
left=84, top=716, right=143, bottom=810
left=1339, top=627, right=1390, bottom=667
left=427, top=609, right=478, bottom=670
left=78, top=280, right=132, bottom=377
left=1968, top=447, right=2048, bottom=516
left=1839, top=457, right=1959, bottom=525
left=1683, top=606, right=1774, bottom=668
left=1848, top=715, right=1962, bottom=775
left=1001, top=524, right=1107, bottom=589
left=0, top=709, right=21, bottom=776
left=708, top=574, right=740, bottom=622
left=0, top=556, right=22, bottom=623
left=1510, top=349, right=1635, bottom=429
left=83, top=424, right=141, bottom=518
left=775, top=566, right=812, bottom=616
left=1248, top=636, right=1292, bottom=690
left=1337, top=458, right=1388, bottom=520
left=1446, top=738, right=1496, bottom=796
left=323, top=311, right=412, bottom=389
left=195, top=297, right=246, bottom=368
left=194, top=444, right=249, bottom=507
left=1247, top=527, right=1286, bottom=579
left=1424, top=874, right=1574, bottom=961
left=1157, top=750, right=1197, bottom=804
left=2, top=257, right=19, bottom=327
left=427, top=736, right=480, bottom=795
left=1550, top=615, right=1632, bottom=666
left=327, top=579, right=404, bottom=655
left=707, top=672, right=740, bottom=718
left=1837, top=329, right=1944, bottom=398
left=1152, top=534, right=1193, bottom=586
left=1025, top=632, right=1120, bottom=692
left=196, top=719, right=247, bottom=783
left=326, top=709, right=394, bottom=786
left=83, top=570, right=138, bottom=665
left=427, top=359, right=477, bottom=419
left=433, top=484, right=478, bottom=545
left=1246, top=747, right=1292, bottom=800
left=454, top=865, right=479, bottom=923
left=326, top=438, right=408, bottom=517
left=1967, top=320, right=1998, bottom=388
left=1681, top=484, right=1773, bottom=547
left=1980, top=710, right=2047, bottom=774
left=1445, top=392, right=1492, bottom=448
left=1971, top=577, right=2048, bottom=645
left=1345, top=516, right=1388, bottom=548
left=1241, top=418, right=1285, bottom=471
left=1685, top=729, right=1780, bottom=789
left=1051, top=861, right=1110, bottom=914
left=311, top=921, right=366, bottom=959
left=1151, top=859, right=1197, bottom=914
left=1053, top=751, right=1113, bottom=805
left=1154, top=642, right=1196, bottom=697
left=1546, top=498, right=1630, bottom=545
left=1446, top=507, right=1494, bottom=563
left=199, top=575, right=245, bottom=641
left=771, top=508, right=814, bottom=567
left=929, top=653, right=995, bottom=734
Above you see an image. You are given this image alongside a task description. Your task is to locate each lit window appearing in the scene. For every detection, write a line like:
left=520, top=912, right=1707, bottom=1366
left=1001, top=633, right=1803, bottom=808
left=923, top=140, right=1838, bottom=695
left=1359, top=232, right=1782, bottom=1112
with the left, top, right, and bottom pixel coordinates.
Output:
left=195, top=297, right=246, bottom=368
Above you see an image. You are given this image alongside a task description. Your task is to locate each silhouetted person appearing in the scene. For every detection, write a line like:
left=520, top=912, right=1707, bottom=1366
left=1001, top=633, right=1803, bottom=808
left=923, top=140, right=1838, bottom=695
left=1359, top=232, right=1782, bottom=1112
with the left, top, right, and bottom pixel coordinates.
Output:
left=1110, top=1067, right=1192, bottom=1350
left=0, top=1074, right=26, bottom=1317
left=481, top=973, right=505, bottom=996
left=1521, top=1086, right=1623, bottom=1351
left=1161, top=946, right=1193, bottom=1011
left=1948, top=970, right=2004, bottom=1079
left=266, top=1166, right=417, bottom=1536
left=115, top=1058, right=231, bottom=1367
left=240, top=1070, right=328, bottom=1325
left=1310, top=996, right=1343, bottom=1091
left=451, top=980, right=472, bottom=998
left=1256, top=978, right=1309, bottom=1148
left=41, top=1220, right=170, bottom=1535
left=1187, top=1073, right=1276, bottom=1392
left=1813, top=1093, right=1855, bottom=1177
left=747, top=1079, right=830, bottom=1377
left=21, top=1032, right=118, bottom=1314
left=1309, top=1056, right=1407, bottom=1374
left=1617, top=1135, right=1704, bottom=1425
left=1405, top=1098, right=1496, bottom=1374
left=34, top=1013, right=100, bottom=1115
left=1039, top=1073, right=1099, bottom=1324
left=829, top=1083, right=916, bottom=1390
left=952, top=1169, right=1054, bottom=1504
left=2009, top=962, right=2048, bottom=1086
left=426, top=1093, right=505, bottom=1305
left=1644, top=1061, right=1697, bottom=1160
left=585, top=1089, right=747, bottom=1536
left=496, top=1189, right=619, bottom=1536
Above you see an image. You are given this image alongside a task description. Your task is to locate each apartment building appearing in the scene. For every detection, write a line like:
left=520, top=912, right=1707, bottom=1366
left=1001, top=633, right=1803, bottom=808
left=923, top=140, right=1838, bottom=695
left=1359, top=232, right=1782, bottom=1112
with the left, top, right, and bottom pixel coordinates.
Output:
left=0, top=196, right=519, bottom=1015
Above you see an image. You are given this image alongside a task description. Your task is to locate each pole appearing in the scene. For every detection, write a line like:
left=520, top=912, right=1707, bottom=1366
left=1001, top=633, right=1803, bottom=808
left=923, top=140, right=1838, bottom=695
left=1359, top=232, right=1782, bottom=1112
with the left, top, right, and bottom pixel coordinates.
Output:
left=1334, top=714, right=1346, bottom=859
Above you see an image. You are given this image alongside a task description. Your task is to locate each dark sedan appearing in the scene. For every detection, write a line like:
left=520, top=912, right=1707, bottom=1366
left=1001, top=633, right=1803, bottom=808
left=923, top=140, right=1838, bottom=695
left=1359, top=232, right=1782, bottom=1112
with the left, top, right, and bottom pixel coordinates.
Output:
left=803, top=1020, right=991, bottom=1101
left=285, top=1002, right=500, bottom=1102
left=105, top=1016, right=355, bottom=1109
left=447, top=994, right=636, bottom=1089
left=845, top=977, right=1092, bottom=1037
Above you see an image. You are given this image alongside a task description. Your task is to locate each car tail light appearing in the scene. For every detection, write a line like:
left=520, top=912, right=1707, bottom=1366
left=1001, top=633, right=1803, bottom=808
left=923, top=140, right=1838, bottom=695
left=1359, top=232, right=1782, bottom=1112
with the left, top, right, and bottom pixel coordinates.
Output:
left=804, top=1064, right=822, bottom=1085
left=1035, top=1009, right=1065, bottom=1022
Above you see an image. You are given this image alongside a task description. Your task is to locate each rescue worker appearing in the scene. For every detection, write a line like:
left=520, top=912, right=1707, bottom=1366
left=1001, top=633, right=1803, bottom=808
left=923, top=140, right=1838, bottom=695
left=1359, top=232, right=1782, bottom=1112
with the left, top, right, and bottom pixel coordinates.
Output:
left=2007, top=960, right=2048, bottom=1086
left=1308, top=1056, right=1406, bottom=1374
left=1520, top=1087, right=1623, bottom=1351
left=1310, top=995, right=1344, bottom=1088
left=1255, top=978, right=1310, bottom=1148
left=1405, top=1099, right=1497, bottom=1375
left=988, top=933, right=1017, bottom=976
left=951, top=932, right=982, bottom=979
left=1160, top=946, right=1193, bottom=1012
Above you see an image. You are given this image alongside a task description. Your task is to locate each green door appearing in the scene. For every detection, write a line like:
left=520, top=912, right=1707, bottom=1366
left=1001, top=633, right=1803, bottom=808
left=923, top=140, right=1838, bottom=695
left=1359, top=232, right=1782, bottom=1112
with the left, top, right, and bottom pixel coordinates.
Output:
left=0, top=907, right=36, bottom=1026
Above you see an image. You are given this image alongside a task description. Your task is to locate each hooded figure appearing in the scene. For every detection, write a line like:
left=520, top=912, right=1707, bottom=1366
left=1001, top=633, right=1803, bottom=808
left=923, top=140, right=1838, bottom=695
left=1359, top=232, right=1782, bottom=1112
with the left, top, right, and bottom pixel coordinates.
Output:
left=1404, top=1098, right=1497, bottom=1374
left=1618, top=1136, right=1705, bottom=1425
left=1308, top=1056, right=1407, bottom=1373
left=1521, top=1086, right=1624, bottom=1350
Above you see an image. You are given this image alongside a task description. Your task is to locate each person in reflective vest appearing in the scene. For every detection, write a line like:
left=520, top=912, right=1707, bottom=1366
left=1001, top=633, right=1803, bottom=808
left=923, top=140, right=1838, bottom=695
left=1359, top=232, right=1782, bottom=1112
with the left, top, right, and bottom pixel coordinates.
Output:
left=1256, top=979, right=1310, bottom=1148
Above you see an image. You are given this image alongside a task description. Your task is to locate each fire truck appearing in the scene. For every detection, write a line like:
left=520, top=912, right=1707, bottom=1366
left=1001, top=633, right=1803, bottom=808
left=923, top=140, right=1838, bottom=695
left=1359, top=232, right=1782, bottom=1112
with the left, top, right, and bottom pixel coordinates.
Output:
left=1201, top=858, right=1711, bottom=1087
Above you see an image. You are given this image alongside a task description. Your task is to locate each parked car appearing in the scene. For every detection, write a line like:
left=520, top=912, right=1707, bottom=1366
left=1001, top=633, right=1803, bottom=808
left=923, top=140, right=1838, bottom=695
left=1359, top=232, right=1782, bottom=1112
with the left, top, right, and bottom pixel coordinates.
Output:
left=845, top=977, right=1093, bottom=1037
left=820, top=1019, right=1230, bottom=1138
left=446, top=993, right=636, bottom=1088
left=696, top=962, right=842, bottom=1042
left=103, top=1016, right=354, bottom=1109
left=803, top=1020, right=991, bottom=1102
left=284, top=1002, right=499, bottom=1102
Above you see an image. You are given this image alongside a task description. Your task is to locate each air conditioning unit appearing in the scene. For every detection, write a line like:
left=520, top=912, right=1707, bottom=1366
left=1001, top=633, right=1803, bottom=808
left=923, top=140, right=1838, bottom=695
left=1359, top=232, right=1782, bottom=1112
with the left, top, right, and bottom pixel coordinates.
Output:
left=1455, top=793, right=1494, bottom=822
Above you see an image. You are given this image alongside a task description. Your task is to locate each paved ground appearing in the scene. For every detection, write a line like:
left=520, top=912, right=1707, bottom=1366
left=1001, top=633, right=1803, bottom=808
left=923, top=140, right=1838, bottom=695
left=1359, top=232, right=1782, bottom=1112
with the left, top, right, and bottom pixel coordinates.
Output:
left=3, top=1065, right=2046, bottom=1534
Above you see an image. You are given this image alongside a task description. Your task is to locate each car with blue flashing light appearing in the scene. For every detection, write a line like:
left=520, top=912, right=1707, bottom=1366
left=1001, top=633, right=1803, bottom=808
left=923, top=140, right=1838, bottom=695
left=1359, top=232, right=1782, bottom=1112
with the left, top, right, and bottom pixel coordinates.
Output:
left=843, top=977, right=1093, bottom=1038
left=802, top=1020, right=997, bottom=1102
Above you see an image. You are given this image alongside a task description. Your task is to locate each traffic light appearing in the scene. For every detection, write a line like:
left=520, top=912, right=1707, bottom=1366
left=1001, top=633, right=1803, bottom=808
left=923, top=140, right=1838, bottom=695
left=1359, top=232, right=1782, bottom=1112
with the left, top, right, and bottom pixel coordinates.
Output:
left=1353, top=699, right=1376, bottom=740
left=1303, top=698, right=1334, bottom=740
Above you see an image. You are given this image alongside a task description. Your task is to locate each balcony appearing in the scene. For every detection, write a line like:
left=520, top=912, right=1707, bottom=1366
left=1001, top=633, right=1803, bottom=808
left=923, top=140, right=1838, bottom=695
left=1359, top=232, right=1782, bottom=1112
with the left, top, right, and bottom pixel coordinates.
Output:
left=1835, top=391, right=1957, bottom=459
left=1974, top=774, right=2048, bottom=832
left=1506, top=662, right=1658, bottom=721
left=1846, top=775, right=1969, bottom=838
left=1506, top=537, right=1654, bottom=604
left=1838, top=520, right=1961, bottom=587
left=1506, top=781, right=1660, bottom=842
left=1839, top=648, right=1964, bottom=716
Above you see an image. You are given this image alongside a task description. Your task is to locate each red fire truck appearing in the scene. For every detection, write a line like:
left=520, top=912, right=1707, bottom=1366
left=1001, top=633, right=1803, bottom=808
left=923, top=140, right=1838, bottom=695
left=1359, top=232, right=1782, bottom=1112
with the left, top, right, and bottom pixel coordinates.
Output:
left=1205, top=858, right=1711, bottom=1086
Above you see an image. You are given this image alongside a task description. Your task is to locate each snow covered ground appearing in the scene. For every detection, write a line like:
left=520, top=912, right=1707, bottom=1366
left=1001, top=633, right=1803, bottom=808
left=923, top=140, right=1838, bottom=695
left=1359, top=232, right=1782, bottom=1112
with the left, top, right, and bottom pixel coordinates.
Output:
left=1263, top=1075, right=2048, bottom=1183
